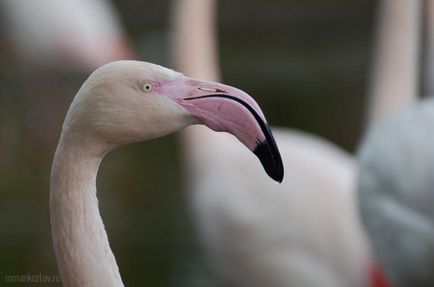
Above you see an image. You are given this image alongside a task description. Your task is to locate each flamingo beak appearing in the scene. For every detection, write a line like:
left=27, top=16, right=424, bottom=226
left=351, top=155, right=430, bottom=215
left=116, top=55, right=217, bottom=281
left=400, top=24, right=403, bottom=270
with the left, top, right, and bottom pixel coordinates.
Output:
left=160, top=76, right=284, bottom=182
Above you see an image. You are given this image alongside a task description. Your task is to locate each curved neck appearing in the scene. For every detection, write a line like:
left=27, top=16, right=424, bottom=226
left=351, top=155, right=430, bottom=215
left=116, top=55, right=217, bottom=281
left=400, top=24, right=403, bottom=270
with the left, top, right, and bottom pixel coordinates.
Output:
left=50, top=134, right=123, bottom=287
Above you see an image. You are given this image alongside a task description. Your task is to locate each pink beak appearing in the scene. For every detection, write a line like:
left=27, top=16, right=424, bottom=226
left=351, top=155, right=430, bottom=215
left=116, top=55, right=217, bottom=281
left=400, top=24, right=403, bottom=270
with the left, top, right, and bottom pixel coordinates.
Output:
left=159, top=76, right=284, bottom=182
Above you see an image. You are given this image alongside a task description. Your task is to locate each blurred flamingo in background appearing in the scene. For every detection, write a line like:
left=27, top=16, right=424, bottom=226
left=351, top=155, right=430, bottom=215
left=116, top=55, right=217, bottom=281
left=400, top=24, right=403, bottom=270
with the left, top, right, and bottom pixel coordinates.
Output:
left=170, top=0, right=382, bottom=286
left=2, top=0, right=133, bottom=70
left=358, top=0, right=434, bottom=286
left=0, top=0, right=135, bottom=150
left=365, top=0, right=420, bottom=126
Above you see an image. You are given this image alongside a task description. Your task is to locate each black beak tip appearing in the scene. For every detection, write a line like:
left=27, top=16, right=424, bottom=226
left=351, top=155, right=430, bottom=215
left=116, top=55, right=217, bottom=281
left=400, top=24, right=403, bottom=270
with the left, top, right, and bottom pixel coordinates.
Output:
left=253, top=140, right=284, bottom=183
left=189, top=93, right=285, bottom=181
left=272, top=167, right=284, bottom=183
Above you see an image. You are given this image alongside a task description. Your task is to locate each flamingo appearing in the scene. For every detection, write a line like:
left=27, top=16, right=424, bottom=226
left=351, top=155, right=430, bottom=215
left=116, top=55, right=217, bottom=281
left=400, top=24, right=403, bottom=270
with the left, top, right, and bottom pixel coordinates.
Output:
left=2, top=0, right=133, bottom=70
left=358, top=99, right=434, bottom=287
left=365, top=0, right=420, bottom=126
left=170, top=0, right=378, bottom=286
left=0, top=0, right=135, bottom=150
left=358, top=0, right=434, bottom=286
left=50, top=60, right=283, bottom=286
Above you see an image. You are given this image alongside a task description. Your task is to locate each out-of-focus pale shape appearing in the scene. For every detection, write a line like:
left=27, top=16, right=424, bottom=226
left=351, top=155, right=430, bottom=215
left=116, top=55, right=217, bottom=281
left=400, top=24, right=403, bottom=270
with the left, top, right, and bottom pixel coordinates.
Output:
left=170, top=0, right=376, bottom=286
left=2, top=0, right=134, bottom=70
left=170, top=0, right=219, bottom=81
left=367, top=0, right=420, bottom=126
left=190, top=128, right=372, bottom=287
left=423, top=0, right=434, bottom=97
left=1, top=0, right=136, bottom=148
left=358, top=99, right=434, bottom=287
left=359, top=1, right=434, bottom=286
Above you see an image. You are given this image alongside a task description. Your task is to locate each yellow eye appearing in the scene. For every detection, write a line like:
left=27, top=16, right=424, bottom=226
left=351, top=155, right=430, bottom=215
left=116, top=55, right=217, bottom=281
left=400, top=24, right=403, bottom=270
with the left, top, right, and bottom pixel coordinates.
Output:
left=142, top=82, right=153, bottom=92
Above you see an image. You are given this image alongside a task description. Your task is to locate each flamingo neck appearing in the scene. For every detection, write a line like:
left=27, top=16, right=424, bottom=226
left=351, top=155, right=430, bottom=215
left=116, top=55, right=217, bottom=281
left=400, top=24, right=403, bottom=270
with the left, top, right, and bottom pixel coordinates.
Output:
left=50, top=134, right=123, bottom=287
left=368, top=0, right=420, bottom=126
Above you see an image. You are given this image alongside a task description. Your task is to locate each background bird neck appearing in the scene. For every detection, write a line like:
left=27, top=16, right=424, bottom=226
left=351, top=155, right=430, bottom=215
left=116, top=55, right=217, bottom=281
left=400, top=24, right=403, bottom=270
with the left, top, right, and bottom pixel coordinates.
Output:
left=50, top=138, right=124, bottom=287
left=367, top=0, right=421, bottom=126
left=170, top=0, right=226, bottom=173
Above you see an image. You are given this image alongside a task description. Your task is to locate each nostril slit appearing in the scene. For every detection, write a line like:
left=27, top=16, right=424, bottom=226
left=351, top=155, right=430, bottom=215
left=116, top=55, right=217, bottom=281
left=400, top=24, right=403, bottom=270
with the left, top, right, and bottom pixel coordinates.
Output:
left=199, top=87, right=218, bottom=92
left=199, top=87, right=227, bottom=93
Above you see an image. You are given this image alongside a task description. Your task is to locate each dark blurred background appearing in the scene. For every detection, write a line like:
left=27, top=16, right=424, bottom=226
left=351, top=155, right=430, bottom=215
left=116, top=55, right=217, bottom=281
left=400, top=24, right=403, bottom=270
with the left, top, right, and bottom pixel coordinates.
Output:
left=0, top=0, right=375, bottom=285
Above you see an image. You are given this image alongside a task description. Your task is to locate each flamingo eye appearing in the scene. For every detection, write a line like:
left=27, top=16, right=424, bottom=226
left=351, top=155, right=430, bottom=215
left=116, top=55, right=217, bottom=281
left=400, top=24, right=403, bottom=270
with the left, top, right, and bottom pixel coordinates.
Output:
left=141, top=81, right=154, bottom=92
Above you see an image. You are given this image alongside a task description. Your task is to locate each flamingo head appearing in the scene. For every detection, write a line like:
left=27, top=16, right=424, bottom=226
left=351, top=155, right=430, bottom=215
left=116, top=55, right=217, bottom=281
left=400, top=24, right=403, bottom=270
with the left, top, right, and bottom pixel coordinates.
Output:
left=62, top=60, right=283, bottom=182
